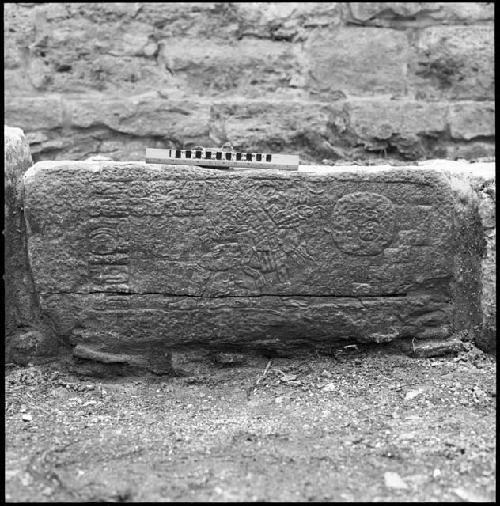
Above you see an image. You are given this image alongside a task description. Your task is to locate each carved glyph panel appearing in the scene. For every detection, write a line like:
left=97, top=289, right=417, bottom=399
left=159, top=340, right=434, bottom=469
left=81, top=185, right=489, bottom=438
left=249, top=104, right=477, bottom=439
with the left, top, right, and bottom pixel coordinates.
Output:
left=331, top=192, right=395, bottom=256
left=24, top=165, right=455, bottom=298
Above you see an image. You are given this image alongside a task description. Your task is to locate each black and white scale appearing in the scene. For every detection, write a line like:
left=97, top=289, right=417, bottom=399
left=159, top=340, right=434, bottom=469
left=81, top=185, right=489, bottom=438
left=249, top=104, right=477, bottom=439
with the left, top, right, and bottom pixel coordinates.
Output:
left=146, top=144, right=299, bottom=171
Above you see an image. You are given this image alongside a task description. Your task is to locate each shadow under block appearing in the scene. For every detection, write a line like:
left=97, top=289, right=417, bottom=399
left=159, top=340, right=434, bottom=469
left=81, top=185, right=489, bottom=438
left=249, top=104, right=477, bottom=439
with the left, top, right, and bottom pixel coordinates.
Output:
left=23, top=162, right=485, bottom=358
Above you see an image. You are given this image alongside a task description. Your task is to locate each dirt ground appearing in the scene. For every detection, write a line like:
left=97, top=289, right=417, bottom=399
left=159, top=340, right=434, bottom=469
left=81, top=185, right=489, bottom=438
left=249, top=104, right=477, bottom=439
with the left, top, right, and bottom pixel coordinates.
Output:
left=5, top=343, right=496, bottom=502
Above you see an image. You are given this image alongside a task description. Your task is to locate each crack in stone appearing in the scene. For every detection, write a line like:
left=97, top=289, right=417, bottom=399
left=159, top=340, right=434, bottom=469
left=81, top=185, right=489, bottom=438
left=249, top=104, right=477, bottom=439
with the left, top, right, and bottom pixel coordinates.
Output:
left=43, top=291, right=409, bottom=299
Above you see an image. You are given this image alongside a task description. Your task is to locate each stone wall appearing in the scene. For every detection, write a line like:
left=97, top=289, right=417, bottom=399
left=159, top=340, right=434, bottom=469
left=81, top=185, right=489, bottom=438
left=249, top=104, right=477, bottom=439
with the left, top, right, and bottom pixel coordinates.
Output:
left=4, top=2, right=495, bottom=164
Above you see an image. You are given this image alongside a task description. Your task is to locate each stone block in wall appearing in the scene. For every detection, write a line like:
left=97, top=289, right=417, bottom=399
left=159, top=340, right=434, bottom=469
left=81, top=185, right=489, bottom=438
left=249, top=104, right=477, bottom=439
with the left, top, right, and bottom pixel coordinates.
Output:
left=22, top=161, right=493, bottom=366
left=155, top=38, right=304, bottom=99
left=132, top=2, right=240, bottom=39
left=346, top=2, right=494, bottom=27
left=10, top=11, right=164, bottom=94
left=66, top=95, right=211, bottom=140
left=4, top=3, right=35, bottom=70
left=234, top=2, right=343, bottom=39
left=304, top=27, right=410, bottom=98
left=4, top=3, right=167, bottom=95
left=4, top=94, right=496, bottom=164
left=448, top=101, right=495, bottom=141
left=5, top=96, right=64, bottom=131
left=209, top=100, right=339, bottom=159
left=344, top=99, right=449, bottom=158
left=413, top=25, right=494, bottom=101
left=442, top=142, right=496, bottom=163
left=7, top=2, right=316, bottom=96
left=209, top=98, right=459, bottom=162
left=5, top=1, right=311, bottom=99
left=4, top=126, right=57, bottom=364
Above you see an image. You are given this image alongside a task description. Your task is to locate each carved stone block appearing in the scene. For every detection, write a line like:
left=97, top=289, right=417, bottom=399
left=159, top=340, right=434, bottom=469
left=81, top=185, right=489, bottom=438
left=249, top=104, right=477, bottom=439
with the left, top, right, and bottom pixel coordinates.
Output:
left=23, top=162, right=485, bottom=359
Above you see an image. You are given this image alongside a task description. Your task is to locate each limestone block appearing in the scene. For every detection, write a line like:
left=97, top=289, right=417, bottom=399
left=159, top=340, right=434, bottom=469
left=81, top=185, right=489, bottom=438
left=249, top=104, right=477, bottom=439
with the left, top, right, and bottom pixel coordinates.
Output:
left=305, top=27, right=410, bottom=98
left=345, top=99, right=448, bottom=147
left=5, top=1, right=308, bottom=98
left=448, top=102, right=495, bottom=141
left=413, top=25, right=494, bottom=100
left=4, top=3, right=163, bottom=94
left=132, top=2, right=240, bottom=39
left=65, top=95, right=210, bottom=140
left=5, top=96, right=64, bottom=132
left=347, top=2, right=437, bottom=23
left=442, top=142, right=496, bottom=162
left=5, top=95, right=495, bottom=164
left=155, top=38, right=302, bottom=98
left=3, top=3, right=35, bottom=70
left=209, top=100, right=338, bottom=157
left=210, top=98, right=453, bottom=161
left=24, top=161, right=486, bottom=361
left=234, top=2, right=343, bottom=39
left=346, top=3, right=494, bottom=27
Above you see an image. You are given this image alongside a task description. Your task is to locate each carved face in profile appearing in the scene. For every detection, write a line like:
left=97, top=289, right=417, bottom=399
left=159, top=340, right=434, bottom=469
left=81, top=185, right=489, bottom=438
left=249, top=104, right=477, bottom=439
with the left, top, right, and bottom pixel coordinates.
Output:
left=331, top=192, right=395, bottom=256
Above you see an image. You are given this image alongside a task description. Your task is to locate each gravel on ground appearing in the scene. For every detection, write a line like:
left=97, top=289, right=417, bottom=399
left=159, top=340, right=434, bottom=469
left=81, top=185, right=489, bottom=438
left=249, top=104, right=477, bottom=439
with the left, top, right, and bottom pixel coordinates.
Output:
left=5, top=343, right=496, bottom=502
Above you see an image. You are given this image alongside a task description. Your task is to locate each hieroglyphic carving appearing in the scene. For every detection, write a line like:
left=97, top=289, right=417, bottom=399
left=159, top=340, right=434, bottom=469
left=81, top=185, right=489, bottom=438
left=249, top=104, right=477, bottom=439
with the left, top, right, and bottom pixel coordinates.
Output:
left=163, top=180, right=207, bottom=217
left=89, top=227, right=120, bottom=255
left=88, top=264, right=129, bottom=286
left=25, top=163, right=461, bottom=358
left=87, top=181, right=130, bottom=292
left=331, top=192, right=395, bottom=256
left=201, top=183, right=317, bottom=289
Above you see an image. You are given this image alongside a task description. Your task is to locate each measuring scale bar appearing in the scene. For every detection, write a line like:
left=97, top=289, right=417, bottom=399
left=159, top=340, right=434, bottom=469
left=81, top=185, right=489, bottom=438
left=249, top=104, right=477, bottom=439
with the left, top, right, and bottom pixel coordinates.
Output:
left=146, top=148, right=299, bottom=171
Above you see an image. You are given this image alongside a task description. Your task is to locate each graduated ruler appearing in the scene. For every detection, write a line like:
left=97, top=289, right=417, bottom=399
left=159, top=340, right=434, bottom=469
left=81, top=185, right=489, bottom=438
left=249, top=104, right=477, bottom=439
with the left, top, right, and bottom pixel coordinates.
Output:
left=146, top=147, right=299, bottom=170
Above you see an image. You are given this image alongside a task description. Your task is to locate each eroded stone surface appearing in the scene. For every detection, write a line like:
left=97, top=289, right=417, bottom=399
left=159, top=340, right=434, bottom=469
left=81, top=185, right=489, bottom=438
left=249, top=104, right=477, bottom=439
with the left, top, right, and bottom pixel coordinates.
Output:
left=5, top=126, right=36, bottom=339
left=24, top=161, right=472, bottom=359
left=413, top=25, right=494, bottom=100
left=478, top=180, right=496, bottom=353
left=4, top=126, right=57, bottom=362
left=346, top=2, right=494, bottom=27
left=419, top=160, right=496, bottom=353
left=305, top=27, right=410, bottom=98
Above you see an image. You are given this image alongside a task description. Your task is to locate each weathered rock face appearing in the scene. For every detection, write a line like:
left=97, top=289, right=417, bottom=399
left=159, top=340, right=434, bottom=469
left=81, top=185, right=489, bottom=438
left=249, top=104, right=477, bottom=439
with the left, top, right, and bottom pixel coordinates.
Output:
left=4, top=2, right=495, bottom=163
left=418, top=160, right=496, bottom=353
left=478, top=180, right=496, bottom=353
left=5, top=126, right=36, bottom=337
left=468, top=169, right=496, bottom=353
left=4, top=126, right=57, bottom=363
left=23, top=161, right=493, bottom=363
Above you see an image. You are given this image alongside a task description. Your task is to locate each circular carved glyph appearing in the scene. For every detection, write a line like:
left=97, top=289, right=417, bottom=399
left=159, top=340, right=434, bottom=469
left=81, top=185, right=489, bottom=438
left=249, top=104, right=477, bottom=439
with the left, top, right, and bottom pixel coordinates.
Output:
left=332, top=192, right=395, bottom=256
left=89, top=228, right=118, bottom=255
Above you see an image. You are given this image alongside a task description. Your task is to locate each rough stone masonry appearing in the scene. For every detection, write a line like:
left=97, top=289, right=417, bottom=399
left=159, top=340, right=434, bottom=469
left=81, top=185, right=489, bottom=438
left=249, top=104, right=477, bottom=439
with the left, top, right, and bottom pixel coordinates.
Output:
left=4, top=2, right=495, bottom=163
left=18, top=154, right=495, bottom=368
